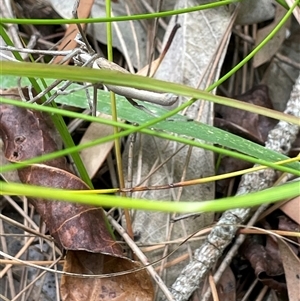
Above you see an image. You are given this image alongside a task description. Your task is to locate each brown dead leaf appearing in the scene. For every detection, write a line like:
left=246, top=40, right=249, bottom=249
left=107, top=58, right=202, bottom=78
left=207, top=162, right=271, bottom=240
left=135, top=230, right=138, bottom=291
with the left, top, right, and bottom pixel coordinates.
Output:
left=20, top=164, right=124, bottom=255
left=253, top=4, right=289, bottom=68
left=277, top=215, right=300, bottom=251
left=52, top=0, right=95, bottom=65
left=0, top=99, right=124, bottom=256
left=278, top=215, right=300, bottom=233
left=79, top=113, right=115, bottom=179
left=277, top=238, right=300, bottom=301
left=61, top=251, right=154, bottom=301
left=280, top=196, right=300, bottom=225
left=0, top=91, right=154, bottom=300
left=241, top=235, right=286, bottom=293
left=215, top=266, right=236, bottom=301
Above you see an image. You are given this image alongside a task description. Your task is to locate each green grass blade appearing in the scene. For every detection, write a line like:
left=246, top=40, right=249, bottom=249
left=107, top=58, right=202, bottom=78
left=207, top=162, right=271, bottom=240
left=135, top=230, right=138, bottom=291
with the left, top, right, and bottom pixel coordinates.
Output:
left=0, top=97, right=299, bottom=176
left=0, top=180, right=298, bottom=213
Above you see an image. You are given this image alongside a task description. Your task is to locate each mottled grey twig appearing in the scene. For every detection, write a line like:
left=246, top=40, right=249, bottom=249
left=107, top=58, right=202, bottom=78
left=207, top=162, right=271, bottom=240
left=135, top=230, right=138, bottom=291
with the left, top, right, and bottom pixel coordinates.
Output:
left=166, top=72, right=300, bottom=301
left=202, top=203, right=270, bottom=301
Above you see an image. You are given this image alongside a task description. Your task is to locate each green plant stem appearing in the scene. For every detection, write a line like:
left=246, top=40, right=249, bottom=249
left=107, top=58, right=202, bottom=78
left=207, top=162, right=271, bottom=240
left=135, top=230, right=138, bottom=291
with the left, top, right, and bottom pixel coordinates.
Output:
left=0, top=180, right=298, bottom=213
left=105, top=0, right=125, bottom=192
left=0, top=0, right=239, bottom=25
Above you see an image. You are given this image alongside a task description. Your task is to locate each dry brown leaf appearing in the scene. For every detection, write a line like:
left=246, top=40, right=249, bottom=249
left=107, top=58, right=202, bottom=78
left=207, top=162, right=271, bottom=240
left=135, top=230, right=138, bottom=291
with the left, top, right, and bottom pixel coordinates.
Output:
left=278, top=215, right=300, bottom=232
left=79, top=113, right=115, bottom=179
left=241, top=235, right=286, bottom=292
left=52, top=0, right=95, bottom=65
left=0, top=100, right=123, bottom=256
left=277, top=238, right=300, bottom=301
left=253, top=4, right=289, bottom=68
left=0, top=91, right=154, bottom=300
left=215, top=266, right=236, bottom=301
left=280, top=196, right=300, bottom=225
left=61, top=251, right=154, bottom=301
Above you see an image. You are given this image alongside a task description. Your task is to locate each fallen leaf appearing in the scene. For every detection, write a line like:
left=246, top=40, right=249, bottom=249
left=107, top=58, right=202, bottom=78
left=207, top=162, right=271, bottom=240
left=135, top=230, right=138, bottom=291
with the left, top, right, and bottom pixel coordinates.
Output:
left=280, top=196, right=300, bottom=225
left=61, top=251, right=154, bottom=301
left=79, top=113, right=115, bottom=179
left=52, top=0, right=95, bottom=65
left=0, top=92, right=154, bottom=300
left=253, top=4, right=288, bottom=68
left=241, top=235, right=286, bottom=293
left=277, top=238, right=300, bottom=301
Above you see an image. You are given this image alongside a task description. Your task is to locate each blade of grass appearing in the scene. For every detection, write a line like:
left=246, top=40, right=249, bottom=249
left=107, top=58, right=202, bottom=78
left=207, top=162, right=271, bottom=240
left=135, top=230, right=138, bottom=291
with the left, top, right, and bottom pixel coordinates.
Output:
left=1, top=61, right=299, bottom=126
left=0, top=180, right=298, bottom=213
left=0, top=97, right=299, bottom=176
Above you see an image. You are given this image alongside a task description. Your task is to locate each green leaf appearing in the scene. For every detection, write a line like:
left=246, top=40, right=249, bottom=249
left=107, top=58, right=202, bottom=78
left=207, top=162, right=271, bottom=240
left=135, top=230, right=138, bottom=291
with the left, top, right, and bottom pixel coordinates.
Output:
left=1, top=75, right=299, bottom=174
left=1, top=62, right=299, bottom=126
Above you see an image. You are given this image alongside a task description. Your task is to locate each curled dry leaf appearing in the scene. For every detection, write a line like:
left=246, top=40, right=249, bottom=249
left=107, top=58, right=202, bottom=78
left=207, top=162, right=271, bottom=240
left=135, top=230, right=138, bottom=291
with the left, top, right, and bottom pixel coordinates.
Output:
left=61, top=251, right=154, bottom=301
left=241, top=235, right=286, bottom=293
left=0, top=89, right=154, bottom=301
left=0, top=101, right=123, bottom=255
left=277, top=238, right=300, bottom=301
